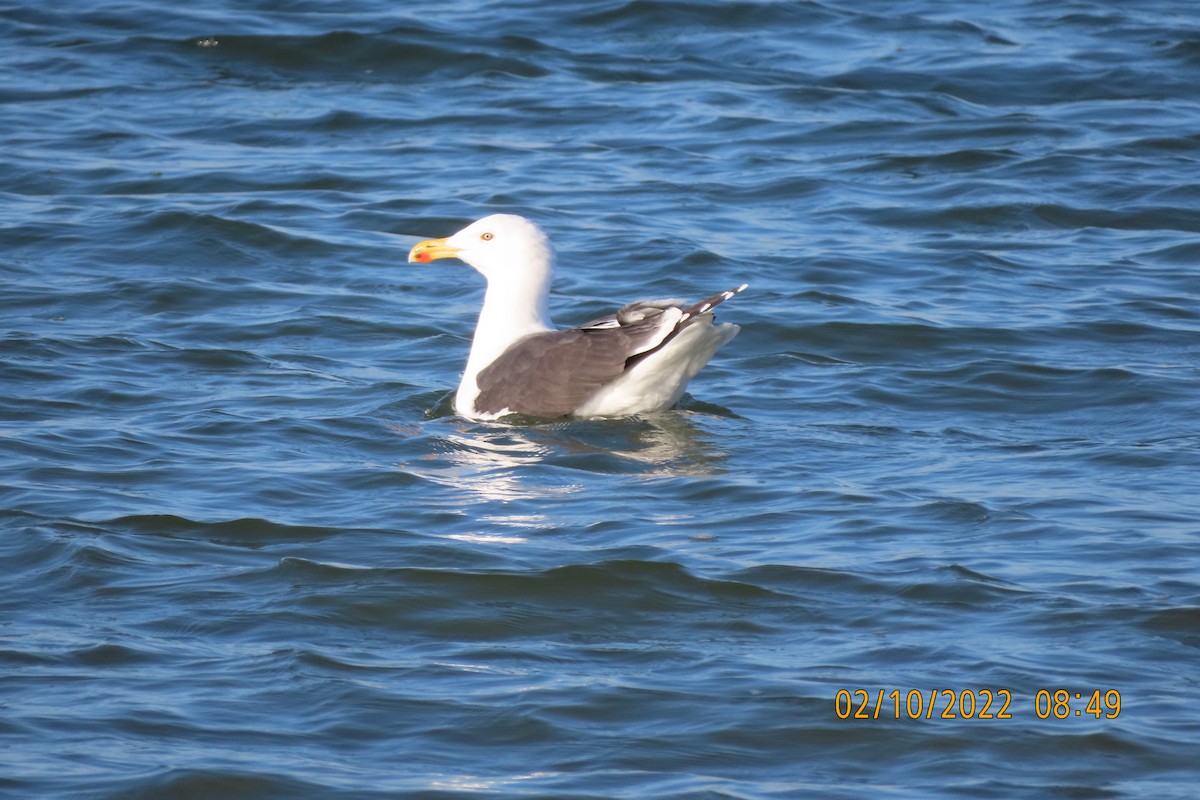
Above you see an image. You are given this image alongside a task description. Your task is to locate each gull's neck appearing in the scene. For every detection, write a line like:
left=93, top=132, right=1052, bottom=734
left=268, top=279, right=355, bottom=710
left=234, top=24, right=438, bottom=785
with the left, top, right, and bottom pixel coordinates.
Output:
left=456, top=260, right=554, bottom=413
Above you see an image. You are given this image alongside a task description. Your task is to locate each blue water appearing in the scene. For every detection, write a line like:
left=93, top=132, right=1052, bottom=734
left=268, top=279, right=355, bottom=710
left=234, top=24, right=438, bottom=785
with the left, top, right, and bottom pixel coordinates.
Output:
left=4, top=1, right=1200, bottom=797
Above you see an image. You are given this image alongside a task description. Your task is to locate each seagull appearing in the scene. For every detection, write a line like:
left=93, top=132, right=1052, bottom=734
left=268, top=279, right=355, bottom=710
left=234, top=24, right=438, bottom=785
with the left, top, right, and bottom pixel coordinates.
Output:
left=407, top=214, right=746, bottom=420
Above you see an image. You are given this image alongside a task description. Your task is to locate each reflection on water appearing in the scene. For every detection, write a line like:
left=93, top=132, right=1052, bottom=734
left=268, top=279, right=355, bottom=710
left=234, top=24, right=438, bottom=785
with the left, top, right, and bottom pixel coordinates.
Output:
left=413, top=422, right=568, bottom=505
left=444, top=531, right=529, bottom=544
left=428, top=772, right=561, bottom=794
left=537, top=411, right=734, bottom=476
left=403, top=412, right=733, bottom=539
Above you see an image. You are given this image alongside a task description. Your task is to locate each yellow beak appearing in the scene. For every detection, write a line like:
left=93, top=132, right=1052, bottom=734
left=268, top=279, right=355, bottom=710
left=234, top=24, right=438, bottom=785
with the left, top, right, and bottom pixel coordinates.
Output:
left=408, top=237, right=461, bottom=263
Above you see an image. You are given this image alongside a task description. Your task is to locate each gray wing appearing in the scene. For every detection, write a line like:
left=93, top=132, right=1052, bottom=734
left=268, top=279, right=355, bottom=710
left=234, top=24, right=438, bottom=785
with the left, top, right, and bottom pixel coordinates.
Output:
left=474, top=304, right=683, bottom=418
left=474, top=284, right=748, bottom=419
left=577, top=298, right=686, bottom=330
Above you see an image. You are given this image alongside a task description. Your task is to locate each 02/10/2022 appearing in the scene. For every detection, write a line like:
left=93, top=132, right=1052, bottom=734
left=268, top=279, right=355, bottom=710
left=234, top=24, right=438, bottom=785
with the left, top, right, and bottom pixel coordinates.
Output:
left=834, top=689, right=1121, bottom=720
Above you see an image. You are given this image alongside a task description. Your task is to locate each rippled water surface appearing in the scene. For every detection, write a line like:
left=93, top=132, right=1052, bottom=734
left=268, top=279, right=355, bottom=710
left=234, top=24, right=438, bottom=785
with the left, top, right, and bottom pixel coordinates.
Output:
left=4, top=1, right=1200, bottom=797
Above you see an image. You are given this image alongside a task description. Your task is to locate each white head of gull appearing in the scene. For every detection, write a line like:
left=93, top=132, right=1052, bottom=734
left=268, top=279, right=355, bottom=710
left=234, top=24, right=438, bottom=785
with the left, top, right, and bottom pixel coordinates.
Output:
left=408, top=213, right=746, bottom=420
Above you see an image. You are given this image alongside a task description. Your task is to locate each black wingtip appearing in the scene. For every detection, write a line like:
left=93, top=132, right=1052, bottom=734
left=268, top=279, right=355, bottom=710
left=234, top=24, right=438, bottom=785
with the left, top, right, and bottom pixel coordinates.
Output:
left=684, top=283, right=748, bottom=318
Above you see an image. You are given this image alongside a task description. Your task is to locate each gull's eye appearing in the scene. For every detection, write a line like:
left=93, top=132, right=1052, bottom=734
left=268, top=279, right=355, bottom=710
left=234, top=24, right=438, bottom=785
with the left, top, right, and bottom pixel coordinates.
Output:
left=481, top=232, right=494, bottom=241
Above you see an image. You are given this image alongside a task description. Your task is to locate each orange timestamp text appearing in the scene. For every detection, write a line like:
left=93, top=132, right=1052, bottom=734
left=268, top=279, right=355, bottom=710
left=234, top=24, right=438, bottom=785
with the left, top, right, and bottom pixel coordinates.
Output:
left=834, top=689, right=1121, bottom=720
